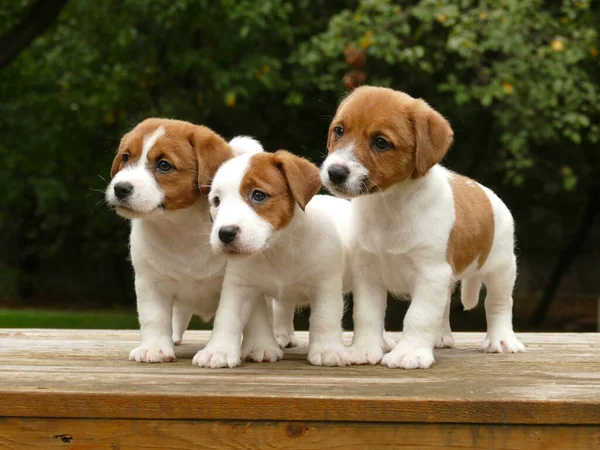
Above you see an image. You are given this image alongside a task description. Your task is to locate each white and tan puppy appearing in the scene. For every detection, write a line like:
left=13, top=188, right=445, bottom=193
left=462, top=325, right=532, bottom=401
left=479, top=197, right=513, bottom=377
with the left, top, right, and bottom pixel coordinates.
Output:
left=193, top=149, right=352, bottom=368
left=106, top=118, right=262, bottom=363
left=321, top=86, right=525, bottom=369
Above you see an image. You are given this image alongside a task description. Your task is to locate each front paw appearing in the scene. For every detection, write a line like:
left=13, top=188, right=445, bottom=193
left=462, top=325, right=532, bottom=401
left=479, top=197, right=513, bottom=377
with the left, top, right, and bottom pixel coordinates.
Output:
left=383, top=333, right=396, bottom=352
left=192, top=346, right=241, bottom=368
left=242, top=342, right=283, bottom=363
left=275, top=330, right=299, bottom=348
left=348, top=343, right=385, bottom=365
left=482, top=331, right=525, bottom=353
left=435, top=332, right=455, bottom=349
left=308, top=345, right=350, bottom=366
left=129, top=340, right=175, bottom=363
left=381, top=346, right=435, bottom=369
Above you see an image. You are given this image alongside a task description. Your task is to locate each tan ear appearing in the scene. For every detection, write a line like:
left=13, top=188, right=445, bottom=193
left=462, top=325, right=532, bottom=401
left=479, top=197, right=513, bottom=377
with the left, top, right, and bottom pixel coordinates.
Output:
left=273, top=150, right=321, bottom=210
left=189, top=126, right=234, bottom=194
left=110, top=135, right=129, bottom=178
left=412, top=99, right=453, bottom=176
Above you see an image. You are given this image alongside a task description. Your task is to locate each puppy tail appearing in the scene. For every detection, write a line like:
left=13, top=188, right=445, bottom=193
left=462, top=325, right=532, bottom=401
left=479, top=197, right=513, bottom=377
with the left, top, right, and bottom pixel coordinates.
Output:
left=229, top=136, right=264, bottom=156
left=461, top=277, right=482, bottom=311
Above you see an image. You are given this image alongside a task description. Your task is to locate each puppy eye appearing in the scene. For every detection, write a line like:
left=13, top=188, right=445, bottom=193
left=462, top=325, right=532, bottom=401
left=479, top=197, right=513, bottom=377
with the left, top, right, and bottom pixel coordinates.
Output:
left=122, top=153, right=130, bottom=162
left=373, top=137, right=391, bottom=151
left=250, top=189, right=268, bottom=203
left=333, top=126, right=344, bottom=140
left=156, top=159, right=173, bottom=173
left=212, top=196, right=220, bottom=207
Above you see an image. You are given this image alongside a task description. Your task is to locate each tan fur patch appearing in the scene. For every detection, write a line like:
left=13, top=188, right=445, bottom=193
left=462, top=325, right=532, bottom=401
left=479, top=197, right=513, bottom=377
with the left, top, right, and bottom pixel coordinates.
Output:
left=240, top=151, right=321, bottom=230
left=447, top=175, right=495, bottom=274
left=327, top=86, right=453, bottom=193
left=110, top=118, right=233, bottom=210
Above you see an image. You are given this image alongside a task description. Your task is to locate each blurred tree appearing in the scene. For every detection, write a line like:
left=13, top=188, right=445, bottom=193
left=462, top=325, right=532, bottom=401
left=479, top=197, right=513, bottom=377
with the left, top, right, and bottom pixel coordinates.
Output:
left=0, top=0, right=597, bottom=325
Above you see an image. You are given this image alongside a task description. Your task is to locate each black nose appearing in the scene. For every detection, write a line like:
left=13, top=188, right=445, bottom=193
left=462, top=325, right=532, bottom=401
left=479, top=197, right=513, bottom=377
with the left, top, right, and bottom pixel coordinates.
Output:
left=328, top=164, right=350, bottom=185
left=114, top=182, right=133, bottom=200
left=219, top=225, right=239, bottom=244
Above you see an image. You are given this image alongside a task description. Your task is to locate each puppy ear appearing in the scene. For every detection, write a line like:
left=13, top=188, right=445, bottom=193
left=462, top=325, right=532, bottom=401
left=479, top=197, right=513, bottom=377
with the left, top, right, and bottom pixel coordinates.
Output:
left=412, top=99, right=453, bottom=176
left=189, top=126, right=234, bottom=194
left=110, top=136, right=128, bottom=178
left=273, top=150, right=321, bottom=210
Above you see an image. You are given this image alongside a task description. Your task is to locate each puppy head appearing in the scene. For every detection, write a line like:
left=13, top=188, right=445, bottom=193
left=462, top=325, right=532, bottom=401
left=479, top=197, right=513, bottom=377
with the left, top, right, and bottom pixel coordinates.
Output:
left=321, top=86, right=453, bottom=198
left=209, top=150, right=321, bottom=256
left=105, top=118, right=233, bottom=219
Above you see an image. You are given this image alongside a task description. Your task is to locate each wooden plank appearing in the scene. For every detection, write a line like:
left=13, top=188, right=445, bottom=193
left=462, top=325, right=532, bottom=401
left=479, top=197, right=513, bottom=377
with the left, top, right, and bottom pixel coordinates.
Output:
left=0, top=330, right=599, bottom=424
left=0, top=418, right=598, bottom=450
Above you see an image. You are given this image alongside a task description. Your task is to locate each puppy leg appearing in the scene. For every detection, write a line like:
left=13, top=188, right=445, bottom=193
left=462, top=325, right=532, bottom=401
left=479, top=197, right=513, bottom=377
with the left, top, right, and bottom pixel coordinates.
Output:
left=242, top=296, right=284, bottom=363
left=172, top=303, right=193, bottom=346
left=482, top=257, right=525, bottom=353
left=272, top=299, right=299, bottom=348
left=192, top=278, right=258, bottom=368
left=349, top=256, right=389, bottom=365
left=129, top=278, right=175, bottom=363
left=382, top=265, right=452, bottom=369
left=435, top=296, right=455, bottom=349
left=308, top=276, right=349, bottom=366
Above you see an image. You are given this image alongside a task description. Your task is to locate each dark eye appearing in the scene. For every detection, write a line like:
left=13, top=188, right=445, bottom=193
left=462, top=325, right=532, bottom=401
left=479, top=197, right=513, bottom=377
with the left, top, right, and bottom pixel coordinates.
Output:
left=373, top=137, right=391, bottom=151
left=333, top=126, right=344, bottom=140
left=156, top=160, right=172, bottom=173
left=122, top=153, right=130, bottom=162
left=212, top=196, right=220, bottom=207
left=250, top=189, right=268, bottom=203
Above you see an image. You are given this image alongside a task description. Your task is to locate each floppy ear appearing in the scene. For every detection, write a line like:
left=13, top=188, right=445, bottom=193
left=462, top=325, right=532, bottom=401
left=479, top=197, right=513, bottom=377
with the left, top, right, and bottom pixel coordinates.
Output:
left=273, top=150, right=321, bottom=210
left=189, top=126, right=234, bottom=194
left=412, top=99, right=453, bottom=176
left=110, top=153, right=121, bottom=178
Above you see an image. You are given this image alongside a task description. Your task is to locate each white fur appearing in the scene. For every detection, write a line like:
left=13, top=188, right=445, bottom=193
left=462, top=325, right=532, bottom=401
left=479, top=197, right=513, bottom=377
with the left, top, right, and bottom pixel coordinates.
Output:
left=321, top=154, right=525, bottom=369
left=229, top=136, right=264, bottom=156
left=105, top=126, right=263, bottom=362
left=193, top=155, right=353, bottom=368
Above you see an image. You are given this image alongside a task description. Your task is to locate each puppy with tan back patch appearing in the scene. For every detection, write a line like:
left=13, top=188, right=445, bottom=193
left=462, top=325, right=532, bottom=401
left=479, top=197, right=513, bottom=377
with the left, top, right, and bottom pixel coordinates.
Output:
left=106, top=118, right=262, bottom=363
left=193, top=148, right=352, bottom=368
left=321, top=86, right=524, bottom=369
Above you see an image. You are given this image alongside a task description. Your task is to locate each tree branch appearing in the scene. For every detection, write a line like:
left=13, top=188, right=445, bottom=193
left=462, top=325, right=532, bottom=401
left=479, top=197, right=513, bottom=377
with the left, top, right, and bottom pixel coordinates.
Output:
left=0, top=0, right=69, bottom=70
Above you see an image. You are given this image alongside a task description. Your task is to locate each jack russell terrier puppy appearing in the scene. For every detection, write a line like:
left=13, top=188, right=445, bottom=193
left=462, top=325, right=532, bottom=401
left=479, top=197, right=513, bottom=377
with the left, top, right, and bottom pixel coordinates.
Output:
left=105, top=118, right=262, bottom=363
left=321, top=86, right=525, bottom=369
left=192, top=149, right=353, bottom=368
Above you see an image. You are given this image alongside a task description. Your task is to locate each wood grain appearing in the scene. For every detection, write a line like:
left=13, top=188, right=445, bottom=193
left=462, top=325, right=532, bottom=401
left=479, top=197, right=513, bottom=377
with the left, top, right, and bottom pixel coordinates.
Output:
left=0, top=330, right=599, bottom=425
left=0, top=418, right=598, bottom=450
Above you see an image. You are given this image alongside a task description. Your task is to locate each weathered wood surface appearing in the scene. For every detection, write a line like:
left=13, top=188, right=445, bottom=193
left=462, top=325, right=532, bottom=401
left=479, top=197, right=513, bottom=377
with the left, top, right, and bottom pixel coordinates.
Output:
left=0, top=330, right=599, bottom=425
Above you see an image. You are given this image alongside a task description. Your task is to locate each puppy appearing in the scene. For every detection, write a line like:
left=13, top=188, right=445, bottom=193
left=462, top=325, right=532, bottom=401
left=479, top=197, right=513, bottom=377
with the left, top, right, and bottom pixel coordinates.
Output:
left=192, top=149, right=352, bottom=368
left=105, top=118, right=261, bottom=362
left=321, top=86, right=525, bottom=369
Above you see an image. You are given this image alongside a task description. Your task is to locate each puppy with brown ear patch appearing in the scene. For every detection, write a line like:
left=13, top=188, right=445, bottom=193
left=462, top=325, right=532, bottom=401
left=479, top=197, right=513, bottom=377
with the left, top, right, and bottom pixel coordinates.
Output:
left=321, top=86, right=524, bottom=369
left=105, top=118, right=262, bottom=362
left=193, top=149, right=352, bottom=368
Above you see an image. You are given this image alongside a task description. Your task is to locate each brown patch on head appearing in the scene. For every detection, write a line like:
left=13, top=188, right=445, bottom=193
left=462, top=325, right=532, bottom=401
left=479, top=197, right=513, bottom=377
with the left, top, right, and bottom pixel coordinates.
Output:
left=110, top=118, right=233, bottom=210
left=240, top=151, right=321, bottom=230
left=447, top=175, right=495, bottom=274
left=327, top=86, right=453, bottom=193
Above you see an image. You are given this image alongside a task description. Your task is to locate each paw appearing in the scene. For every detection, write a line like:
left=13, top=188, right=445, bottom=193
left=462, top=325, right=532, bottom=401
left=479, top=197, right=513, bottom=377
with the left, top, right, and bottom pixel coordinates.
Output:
left=482, top=332, right=525, bottom=353
left=348, top=343, right=385, bottom=365
left=308, top=345, right=350, bottom=366
left=242, top=344, right=283, bottom=363
left=275, top=331, right=299, bottom=348
left=381, top=346, right=435, bottom=369
left=192, top=346, right=241, bottom=368
left=383, top=333, right=396, bottom=352
left=172, top=334, right=183, bottom=346
left=435, top=332, right=455, bottom=349
left=129, top=341, right=175, bottom=363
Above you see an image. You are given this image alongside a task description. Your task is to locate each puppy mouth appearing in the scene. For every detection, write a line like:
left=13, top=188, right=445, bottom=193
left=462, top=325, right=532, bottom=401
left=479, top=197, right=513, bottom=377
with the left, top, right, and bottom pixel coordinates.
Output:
left=324, top=179, right=372, bottom=199
left=113, top=203, right=164, bottom=219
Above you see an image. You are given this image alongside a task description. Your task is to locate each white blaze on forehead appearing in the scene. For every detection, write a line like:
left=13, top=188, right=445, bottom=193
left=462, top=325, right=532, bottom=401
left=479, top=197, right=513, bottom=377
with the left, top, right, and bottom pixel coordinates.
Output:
left=138, top=126, right=166, bottom=167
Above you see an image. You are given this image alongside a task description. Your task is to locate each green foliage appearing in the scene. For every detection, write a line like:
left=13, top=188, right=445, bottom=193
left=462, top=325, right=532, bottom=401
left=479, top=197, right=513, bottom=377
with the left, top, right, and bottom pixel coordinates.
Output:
left=0, top=0, right=598, bottom=304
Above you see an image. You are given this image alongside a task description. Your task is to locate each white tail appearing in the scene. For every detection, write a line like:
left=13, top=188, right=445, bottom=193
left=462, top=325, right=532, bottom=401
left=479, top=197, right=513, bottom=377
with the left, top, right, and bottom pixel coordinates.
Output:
left=229, top=136, right=264, bottom=156
left=461, top=277, right=482, bottom=310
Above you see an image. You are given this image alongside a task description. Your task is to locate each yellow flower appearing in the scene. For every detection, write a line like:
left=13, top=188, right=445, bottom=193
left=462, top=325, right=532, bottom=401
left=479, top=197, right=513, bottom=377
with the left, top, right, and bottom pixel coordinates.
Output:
left=225, top=92, right=236, bottom=108
left=354, top=13, right=361, bottom=22
left=438, top=13, right=447, bottom=23
left=551, top=39, right=564, bottom=52
left=502, top=82, right=513, bottom=94
left=480, top=11, right=488, bottom=20
left=591, top=47, right=598, bottom=57
left=359, top=31, right=374, bottom=49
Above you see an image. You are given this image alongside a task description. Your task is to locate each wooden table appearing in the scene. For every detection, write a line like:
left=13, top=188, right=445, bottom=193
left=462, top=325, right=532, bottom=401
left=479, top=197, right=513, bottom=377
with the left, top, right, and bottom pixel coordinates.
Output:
left=0, top=330, right=599, bottom=449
